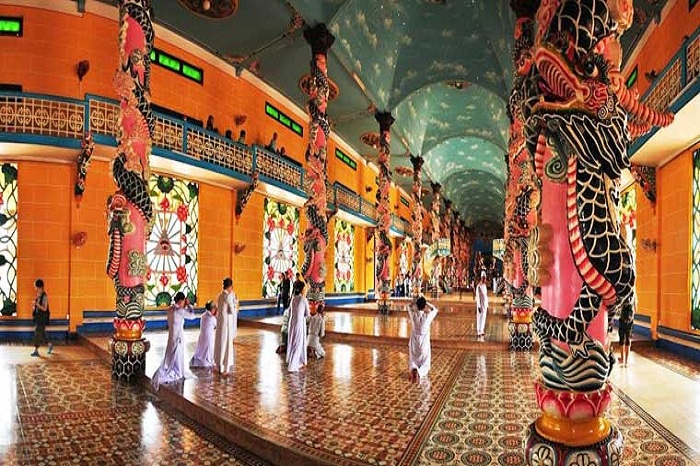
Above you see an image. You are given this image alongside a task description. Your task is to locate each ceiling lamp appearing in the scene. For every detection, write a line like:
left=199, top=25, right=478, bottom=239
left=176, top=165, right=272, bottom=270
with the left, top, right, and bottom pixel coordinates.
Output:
left=395, top=166, right=414, bottom=177
left=298, top=74, right=340, bottom=101
left=360, top=132, right=381, bottom=149
left=448, top=80, right=471, bottom=90
left=178, top=0, right=238, bottom=19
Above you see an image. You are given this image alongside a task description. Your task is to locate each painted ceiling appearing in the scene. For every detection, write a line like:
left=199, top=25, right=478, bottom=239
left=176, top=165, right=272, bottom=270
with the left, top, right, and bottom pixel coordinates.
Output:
left=141, top=0, right=661, bottom=229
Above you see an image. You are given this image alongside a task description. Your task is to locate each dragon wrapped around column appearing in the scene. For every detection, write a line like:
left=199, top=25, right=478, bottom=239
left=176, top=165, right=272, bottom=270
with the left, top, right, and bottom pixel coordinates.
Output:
left=74, top=132, right=94, bottom=207
left=504, top=13, right=540, bottom=351
left=410, top=155, right=424, bottom=298
left=375, top=112, right=395, bottom=314
left=429, top=182, right=442, bottom=295
left=107, top=0, right=154, bottom=381
left=516, top=0, right=675, bottom=463
left=301, top=24, right=335, bottom=309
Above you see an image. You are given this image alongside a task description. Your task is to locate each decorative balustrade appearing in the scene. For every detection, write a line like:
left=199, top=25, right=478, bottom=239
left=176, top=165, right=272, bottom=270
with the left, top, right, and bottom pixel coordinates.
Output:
left=188, top=126, right=252, bottom=175
left=253, top=146, right=303, bottom=191
left=0, top=93, right=84, bottom=139
left=391, top=214, right=409, bottom=236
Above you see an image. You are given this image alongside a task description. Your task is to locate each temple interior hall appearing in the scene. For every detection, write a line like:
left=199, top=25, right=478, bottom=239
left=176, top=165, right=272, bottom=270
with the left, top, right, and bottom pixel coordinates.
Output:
left=1, top=1, right=700, bottom=465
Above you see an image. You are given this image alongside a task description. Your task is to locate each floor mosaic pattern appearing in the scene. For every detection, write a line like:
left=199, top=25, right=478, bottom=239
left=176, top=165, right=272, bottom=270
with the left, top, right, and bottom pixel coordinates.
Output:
left=634, top=345, right=700, bottom=380
left=0, top=358, right=269, bottom=466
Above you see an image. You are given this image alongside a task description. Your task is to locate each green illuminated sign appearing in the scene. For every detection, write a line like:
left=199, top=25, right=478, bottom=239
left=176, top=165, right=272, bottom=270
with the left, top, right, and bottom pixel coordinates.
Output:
left=335, top=149, right=357, bottom=171
left=0, top=17, right=23, bottom=37
left=264, top=102, right=303, bottom=137
left=149, top=47, right=203, bottom=84
left=400, top=196, right=409, bottom=207
left=626, top=66, right=638, bottom=88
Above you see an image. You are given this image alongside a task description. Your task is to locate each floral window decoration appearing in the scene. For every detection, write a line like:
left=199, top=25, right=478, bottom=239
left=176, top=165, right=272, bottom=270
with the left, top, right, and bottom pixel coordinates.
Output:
left=0, top=164, right=18, bottom=316
left=334, top=220, right=354, bottom=292
left=619, top=188, right=636, bottom=260
left=262, top=198, right=299, bottom=298
left=692, top=150, right=700, bottom=329
left=146, top=175, right=199, bottom=307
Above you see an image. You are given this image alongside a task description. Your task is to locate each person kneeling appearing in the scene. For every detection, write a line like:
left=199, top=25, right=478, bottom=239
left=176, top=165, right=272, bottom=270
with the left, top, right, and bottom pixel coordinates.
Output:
left=307, top=304, right=326, bottom=359
left=407, top=296, right=438, bottom=384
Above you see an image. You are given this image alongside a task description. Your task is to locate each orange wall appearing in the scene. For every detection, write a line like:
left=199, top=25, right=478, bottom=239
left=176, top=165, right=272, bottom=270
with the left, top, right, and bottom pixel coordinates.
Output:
left=198, top=183, right=235, bottom=303
left=627, top=1, right=700, bottom=96
left=657, top=150, right=693, bottom=333
left=634, top=183, right=659, bottom=333
left=17, top=162, right=72, bottom=324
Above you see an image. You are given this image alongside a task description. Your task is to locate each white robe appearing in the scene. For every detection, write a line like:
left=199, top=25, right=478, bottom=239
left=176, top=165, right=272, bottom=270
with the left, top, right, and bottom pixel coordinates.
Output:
left=286, top=295, right=309, bottom=372
left=189, top=310, right=216, bottom=368
left=214, top=290, right=237, bottom=374
left=307, top=313, right=326, bottom=358
left=475, top=283, right=489, bottom=335
left=407, top=303, right=438, bottom=378
left=151, top=302, right=196, bottom=390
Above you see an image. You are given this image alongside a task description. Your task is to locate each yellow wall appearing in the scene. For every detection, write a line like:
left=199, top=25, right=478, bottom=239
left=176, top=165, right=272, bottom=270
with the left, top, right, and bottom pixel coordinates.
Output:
left=198, top=183, right=235, bottom=303
left=657, top=150, right=693, bottom=333
left=634, top=183, right=659, bottom=333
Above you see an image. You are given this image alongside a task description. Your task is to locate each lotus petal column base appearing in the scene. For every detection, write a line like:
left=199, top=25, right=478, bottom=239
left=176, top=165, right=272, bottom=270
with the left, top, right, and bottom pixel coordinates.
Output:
left=109, top=338, right=150, bottom=382
left=378, top=296, right=391, bottom=315
left=525, top=421, right=623, bottom=466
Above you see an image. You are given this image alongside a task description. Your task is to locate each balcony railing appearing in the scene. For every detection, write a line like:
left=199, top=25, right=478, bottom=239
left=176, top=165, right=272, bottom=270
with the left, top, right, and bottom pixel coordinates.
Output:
left=0, top=91, right=392, bottom=227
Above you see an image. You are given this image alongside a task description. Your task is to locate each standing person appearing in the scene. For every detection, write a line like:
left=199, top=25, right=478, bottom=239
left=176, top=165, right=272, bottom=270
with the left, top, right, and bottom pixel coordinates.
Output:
left=286, top=281, right=310, bottom=372
left=214, top=277, right=237, bottom=376
left=618, top=294, right=636, bottom=368
left=281, top=270, right=292, bottom=314
left=189, top=300, right=217, bottom=368
left=307, top=303, right=326, bottom=359
left=151, top=292, right=196, bottom=390
left=407, top=296, right=439, bottom=383
left=475, top=275, right=489, bottom=340
left=31, top=279, right=52, bottom=357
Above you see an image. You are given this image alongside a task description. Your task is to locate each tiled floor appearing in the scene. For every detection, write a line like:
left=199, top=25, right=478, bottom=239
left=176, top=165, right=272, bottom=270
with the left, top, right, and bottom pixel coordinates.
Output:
left=2, top=300, right=699, bottom=466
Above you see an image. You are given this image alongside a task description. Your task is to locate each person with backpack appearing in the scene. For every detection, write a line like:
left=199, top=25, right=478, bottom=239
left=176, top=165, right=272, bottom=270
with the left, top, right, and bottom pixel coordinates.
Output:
left=31, top=278, right=52, bottom=357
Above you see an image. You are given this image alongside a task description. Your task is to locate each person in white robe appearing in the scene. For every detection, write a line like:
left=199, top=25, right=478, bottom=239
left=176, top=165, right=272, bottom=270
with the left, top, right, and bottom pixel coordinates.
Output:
left=151, top=292, right=196, bottom=390
left=307, top=304, right=326, bottom=359
left=407, top=296, right=438, bottom=383
left=286, top=281, right=310, bottom=372
left=475, top=275, right=489, bottom=339
left=189, top=300, right=217, bottom=368
left=214, top=277, right=238, bottom=376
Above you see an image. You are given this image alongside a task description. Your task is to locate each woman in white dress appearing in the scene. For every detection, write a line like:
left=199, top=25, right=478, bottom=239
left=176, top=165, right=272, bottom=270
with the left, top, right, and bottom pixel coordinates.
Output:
left=189, top=300, right=217, bottom=368
left=286, top=281, right=310, bottom=372
left=151, top=292, right=197, bottom=390
left=407, top=296, right=438, bottom=383
left=475, top=275, right=489, bottom=339
left=214, top=277, right=237, bottom=376
left=307, top=303, right=326, bottom=359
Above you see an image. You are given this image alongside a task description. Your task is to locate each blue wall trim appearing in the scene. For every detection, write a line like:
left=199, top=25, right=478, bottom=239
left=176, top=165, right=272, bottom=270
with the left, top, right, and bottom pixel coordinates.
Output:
left=657, top=325, right=700, bottom=345
left=657, top=338, right=700, bottom=361
left=635, top=314, right=652, bottom=323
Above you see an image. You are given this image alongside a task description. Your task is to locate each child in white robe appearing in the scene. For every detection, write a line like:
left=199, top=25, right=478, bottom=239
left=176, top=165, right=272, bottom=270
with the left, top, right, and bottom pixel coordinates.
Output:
left=286, top=281, right=310, bottom=372
left=189, top=300, right=217, bottom=368
left=407, top=296, right=438, bottom=383
left=475, top=276, right=489, bottom=339
left=307, top=304, right=326, bottom=359
left=152, top=292, right=196, bottom=390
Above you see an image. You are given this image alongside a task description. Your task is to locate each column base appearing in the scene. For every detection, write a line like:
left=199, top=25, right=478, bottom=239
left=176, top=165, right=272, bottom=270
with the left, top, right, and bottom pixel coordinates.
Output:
left=509, top=322, right=534, bottom=351
left=109, top=338, right=150, bottom=382
left=524, top=421, right=623, bottom=466
left=378, top=299, right=391, bottom=314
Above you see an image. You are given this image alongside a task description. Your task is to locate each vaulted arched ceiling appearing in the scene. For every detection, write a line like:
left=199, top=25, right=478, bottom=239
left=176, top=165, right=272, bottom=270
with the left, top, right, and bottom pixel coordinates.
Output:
left=145, top=0, right=518, bottom=229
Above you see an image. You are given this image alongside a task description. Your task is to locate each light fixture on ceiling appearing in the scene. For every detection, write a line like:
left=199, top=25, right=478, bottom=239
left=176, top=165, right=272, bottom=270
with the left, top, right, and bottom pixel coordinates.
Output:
left=202, top=0, right=211, bottom=10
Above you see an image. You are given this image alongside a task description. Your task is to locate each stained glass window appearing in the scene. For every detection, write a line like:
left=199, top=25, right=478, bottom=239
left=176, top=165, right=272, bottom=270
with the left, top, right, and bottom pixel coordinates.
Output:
left=399, top=240, right=409, bottom=276
left=0, top=163, right=18, bottom=316
left=262, top=198, right=299, bottom=298
left=619, top=188, right=636, bottom=261
left=145, top=175, right=199, bottom=307
left=334, top=220, right=354, bottom=292
left=692, top=150, right=700, bottom=329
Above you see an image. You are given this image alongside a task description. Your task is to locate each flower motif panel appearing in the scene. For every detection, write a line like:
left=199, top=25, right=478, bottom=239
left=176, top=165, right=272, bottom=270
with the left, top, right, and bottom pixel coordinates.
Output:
left=399, top=240, right=409, bottom=276
left=619, top=188, right=636, bottom=261
left=0, top=164, right=18, bottom=316
left=334, top=220, right=354, bottom=292
left=262, top=198, right=299, bottom=298
left=692, top=150, right=700, bottom=329
left=145, top=175, right=199, bottom=307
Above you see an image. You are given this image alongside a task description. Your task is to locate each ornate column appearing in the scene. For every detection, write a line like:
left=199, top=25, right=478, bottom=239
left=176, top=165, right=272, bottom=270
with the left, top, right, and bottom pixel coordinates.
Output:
left=451, top=210, right=460, bottom=290
left=518, top=0, right=674, bottom=464
left=429, top=182, right=442, bottom=295
left=375, top=111, right=395, bottom=314
left=504, top=10, right=539, bottom=352
left=107, top=0, right=154, bottom=381
left=409, top=155, right=424, bottom=298
left=301, top=24, right=335, bottom=310
left=442, top=199, right=453, bottom=291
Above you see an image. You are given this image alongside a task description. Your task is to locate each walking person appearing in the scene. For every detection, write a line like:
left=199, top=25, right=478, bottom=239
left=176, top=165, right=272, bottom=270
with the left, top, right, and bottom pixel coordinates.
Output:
left=189, top=300, right=217, bottom=368
left=280, top=270, right=292, bottom=314
left=214, top=277, right=238, bottom=376
left=151, top=292, right=196, bottom=390
left=475, top=275, right=489, bottom=340
left=307, top=303, right=326, bottom=359
left=286, top=280, right=310, bottom=372
left=31, top=279, right=52, bottom=357
left=407, top=296, right=439, bottom=383
left=618, top=294, right=636, bottom=368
